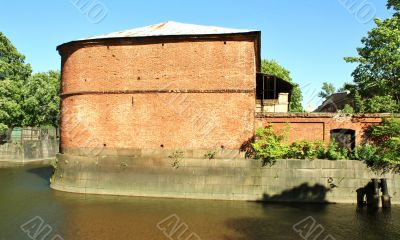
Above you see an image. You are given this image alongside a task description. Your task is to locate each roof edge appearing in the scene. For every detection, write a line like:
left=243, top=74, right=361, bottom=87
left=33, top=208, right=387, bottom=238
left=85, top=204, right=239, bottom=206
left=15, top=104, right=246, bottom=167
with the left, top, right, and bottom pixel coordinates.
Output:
left=56, top=31, right=261, bottom=52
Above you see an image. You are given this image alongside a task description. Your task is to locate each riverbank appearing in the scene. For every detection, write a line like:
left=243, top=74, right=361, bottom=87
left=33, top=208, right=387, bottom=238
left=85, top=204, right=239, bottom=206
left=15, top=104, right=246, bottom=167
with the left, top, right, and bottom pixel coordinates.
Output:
left=1, top=165, right=400, bottom=240
left=0, top=158, right=54, bottom=168
left=52, top=150, right=400, bottom=204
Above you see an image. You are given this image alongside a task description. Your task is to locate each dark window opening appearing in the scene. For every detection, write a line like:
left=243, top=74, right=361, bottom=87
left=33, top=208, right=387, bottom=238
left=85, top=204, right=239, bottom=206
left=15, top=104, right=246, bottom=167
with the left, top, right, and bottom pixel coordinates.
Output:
left=330, top=129, right=356, bottom=152
left=256, top=74, right=293, bottom=100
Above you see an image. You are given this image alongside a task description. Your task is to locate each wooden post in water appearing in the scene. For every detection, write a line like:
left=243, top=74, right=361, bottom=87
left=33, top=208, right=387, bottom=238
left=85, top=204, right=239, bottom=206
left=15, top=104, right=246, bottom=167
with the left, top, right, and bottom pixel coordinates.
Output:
left=380, top=179, right=391, bottom=208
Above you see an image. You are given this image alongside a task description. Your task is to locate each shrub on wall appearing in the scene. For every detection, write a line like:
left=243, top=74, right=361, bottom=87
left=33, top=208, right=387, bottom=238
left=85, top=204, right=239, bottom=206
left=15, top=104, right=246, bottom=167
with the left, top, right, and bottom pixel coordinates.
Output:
left=350, top=143, right=379, bottom=162
left=252, top=118, right=400, bottom=173
left=286, top=140, right=325, bottom=160
left=363, top=118, right=400, bottom=173
left=252, top=126, right=347, bottom=162
left=251, top=126, right=289, bottom=166
left=325, top=141, right=349, bottom=160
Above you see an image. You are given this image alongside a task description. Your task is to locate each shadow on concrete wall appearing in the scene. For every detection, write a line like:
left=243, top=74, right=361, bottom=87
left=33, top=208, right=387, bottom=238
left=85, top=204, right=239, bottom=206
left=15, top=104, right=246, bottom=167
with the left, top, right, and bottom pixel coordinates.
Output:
left=222, top=183, right=330, bottom=240
left=262, top=183, right=329, bottom=203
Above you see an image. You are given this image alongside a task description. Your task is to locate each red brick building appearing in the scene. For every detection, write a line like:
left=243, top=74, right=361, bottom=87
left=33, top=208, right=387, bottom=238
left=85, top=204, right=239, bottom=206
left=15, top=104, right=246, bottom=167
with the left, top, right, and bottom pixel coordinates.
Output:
left=57, top=21, right=386, bottom=156
left=57, top=21, right=261, bottom=153
left=52, top=21, right=392, bottom=201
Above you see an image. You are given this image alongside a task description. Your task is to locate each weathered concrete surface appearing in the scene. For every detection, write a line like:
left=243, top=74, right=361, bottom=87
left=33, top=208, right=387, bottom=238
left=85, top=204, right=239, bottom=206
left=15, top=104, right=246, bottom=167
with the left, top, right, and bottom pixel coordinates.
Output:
left=0, top=140, right=59, bottom=162
left=0, top=159, right=54, bottom=168
left=51, top=150, right=400, bottom=204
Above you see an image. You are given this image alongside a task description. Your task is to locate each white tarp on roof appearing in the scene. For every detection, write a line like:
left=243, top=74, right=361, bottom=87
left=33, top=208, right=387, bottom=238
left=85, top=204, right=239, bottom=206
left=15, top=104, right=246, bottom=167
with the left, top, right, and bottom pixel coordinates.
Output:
left=82, top=21, right=255, bottom=40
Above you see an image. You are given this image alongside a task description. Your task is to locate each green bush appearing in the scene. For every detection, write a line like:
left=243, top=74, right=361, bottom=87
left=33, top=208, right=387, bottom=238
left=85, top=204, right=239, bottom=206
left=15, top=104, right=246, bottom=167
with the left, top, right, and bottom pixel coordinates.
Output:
left=363, top=118, right=400, bottom=173
left=366, top=118, right=400, bottom=143
left=287, top=140, right=325, bottom=160
left=364, top=96, right=399, bottom=113
left=350, top=143, right=379, bottom=161
left=341, top=104, right=354, bottom=113
left=0, top=123, right=7, bottom=134
left=251, top=119, right=400, bottom=171
left=325, top=141, right=349, bottom=160
left=376, top=137, right=400, bottom=173
left=252, top=126, right=288, bottom=166
left=252, top=126, right=351, bottom=164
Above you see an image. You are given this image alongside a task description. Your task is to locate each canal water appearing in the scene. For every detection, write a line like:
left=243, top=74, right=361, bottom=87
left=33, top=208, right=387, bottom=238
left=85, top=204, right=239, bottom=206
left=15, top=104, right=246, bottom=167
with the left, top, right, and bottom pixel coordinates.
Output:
left=0, top=166, right=399, bottom=240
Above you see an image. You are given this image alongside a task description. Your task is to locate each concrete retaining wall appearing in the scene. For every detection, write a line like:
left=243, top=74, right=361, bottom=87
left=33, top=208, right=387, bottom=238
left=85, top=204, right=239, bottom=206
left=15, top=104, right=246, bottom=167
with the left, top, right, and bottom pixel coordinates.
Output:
left=0, top=140, right=59, bottom=162
left=51, top=150, right=400, bottom=204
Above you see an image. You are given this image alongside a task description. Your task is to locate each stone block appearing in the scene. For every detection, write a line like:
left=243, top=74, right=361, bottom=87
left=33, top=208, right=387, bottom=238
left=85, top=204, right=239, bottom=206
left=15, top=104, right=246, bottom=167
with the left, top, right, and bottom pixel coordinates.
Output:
left=336, top=178, right=367, bottom=188
left=260, top=168, right=283, bottom=178
left=320, top=160, right=348, bottom=169
left=287, top=159, right=317, bottom=169
left=321, top=169, right=355, bottom=178
left=235, top=159, right=253, bottom=168
left=292, top=169, right=322, bottom=178
left=271, top=159, right=287, bottom=169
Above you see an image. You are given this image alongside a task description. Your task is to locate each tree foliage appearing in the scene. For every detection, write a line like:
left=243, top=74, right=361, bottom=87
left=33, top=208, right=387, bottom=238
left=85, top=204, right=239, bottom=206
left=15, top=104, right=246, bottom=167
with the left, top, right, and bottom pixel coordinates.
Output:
left=366, top=117, right=400, bottom=143
left=0, top=32, right=60, bottom=130
left=364, top=96, right=399, bottom=113
left=251, top=119, right=400, bottom=173
left=0, top=79, right=25, bottom=129
left=0, top=32, right=32, bottom=130
left=344, top=0, right=400, bottom=113
left=318, top=82, right=336, bottom=99
left=341, top=104, right=354, bottom=113
left=252, top=126, right=289, bottom=166
left=23, top=71, right=61, bottom=127
left=251, top=125, right=351, bottom=163
left=387, top=0, right=400, bottom=11
left=345, top=3, right=400, bottom=107
left=0, top=32, right=32, bottom=81
left=261, top=59, right=303, bottom=112
left=363, top=118, right=400, bottom=173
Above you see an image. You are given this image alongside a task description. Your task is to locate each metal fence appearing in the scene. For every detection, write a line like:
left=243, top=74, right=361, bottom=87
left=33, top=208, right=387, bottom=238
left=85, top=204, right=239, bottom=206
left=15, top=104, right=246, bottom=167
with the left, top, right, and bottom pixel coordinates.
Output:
left=1, top=127, right=59, bottom=143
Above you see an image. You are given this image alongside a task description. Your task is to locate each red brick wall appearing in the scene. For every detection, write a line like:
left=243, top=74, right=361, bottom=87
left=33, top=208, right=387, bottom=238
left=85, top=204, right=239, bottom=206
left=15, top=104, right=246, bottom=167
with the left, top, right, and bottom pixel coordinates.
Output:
left=59, top=36, right=257, bottom=151
left=256, top=113, right=384, bottom=145
left=61, top=39, right=256, bottom=94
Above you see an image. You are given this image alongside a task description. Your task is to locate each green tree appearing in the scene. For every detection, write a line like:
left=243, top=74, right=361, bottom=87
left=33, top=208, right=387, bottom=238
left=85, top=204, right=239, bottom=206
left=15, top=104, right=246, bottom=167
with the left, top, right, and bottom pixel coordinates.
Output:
left=0, top=79, right=25, bottom=130
left=341, top=104, right=354, bottom=114
left=364, top=96, right=399, bottom=113
left=387, top=0, right=400, bottom=11
left=345, top=3, right=400, bottom=105
left=0, top=32, right=32, bottom=81
left=0, top=32, right=61, bottom=130
left=0, top=32, right=32, bottom=130
left=318, top=82, right=336, bottom=99
left=353, top=91, right=365, bottom=113
left=364, top=118, right=400, bottom=172
left=22, top=71, right=61, bottom=127
left=261, top=59, right=303, bottom=112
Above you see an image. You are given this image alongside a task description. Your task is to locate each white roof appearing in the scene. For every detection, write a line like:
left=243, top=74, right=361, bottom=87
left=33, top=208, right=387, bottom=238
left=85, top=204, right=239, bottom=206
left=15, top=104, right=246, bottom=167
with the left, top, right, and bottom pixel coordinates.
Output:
left=82, top=21, right=256, bottom=40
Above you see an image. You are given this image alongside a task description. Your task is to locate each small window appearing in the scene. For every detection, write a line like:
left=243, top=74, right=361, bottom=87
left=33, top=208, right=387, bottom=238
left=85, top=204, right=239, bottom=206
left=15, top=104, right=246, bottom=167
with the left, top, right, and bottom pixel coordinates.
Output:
left=330, top=129, right=356, bottom=151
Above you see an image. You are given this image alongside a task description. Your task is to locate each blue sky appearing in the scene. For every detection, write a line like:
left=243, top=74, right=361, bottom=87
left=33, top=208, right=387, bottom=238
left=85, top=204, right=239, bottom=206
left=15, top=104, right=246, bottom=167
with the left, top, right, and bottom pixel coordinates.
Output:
left=0, top=0, right=393, bottom=109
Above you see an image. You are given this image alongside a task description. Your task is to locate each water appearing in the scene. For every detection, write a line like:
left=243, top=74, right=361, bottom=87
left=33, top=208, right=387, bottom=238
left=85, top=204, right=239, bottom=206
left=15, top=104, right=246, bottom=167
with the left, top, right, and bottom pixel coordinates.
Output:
left=0, top=165, right=399, bottom=240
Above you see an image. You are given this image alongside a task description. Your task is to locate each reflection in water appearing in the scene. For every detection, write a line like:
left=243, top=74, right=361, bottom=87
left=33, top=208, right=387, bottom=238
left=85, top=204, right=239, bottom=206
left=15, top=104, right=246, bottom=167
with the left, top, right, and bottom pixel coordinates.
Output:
left=0, top=166, right=399, bottom=240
